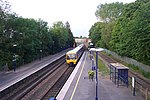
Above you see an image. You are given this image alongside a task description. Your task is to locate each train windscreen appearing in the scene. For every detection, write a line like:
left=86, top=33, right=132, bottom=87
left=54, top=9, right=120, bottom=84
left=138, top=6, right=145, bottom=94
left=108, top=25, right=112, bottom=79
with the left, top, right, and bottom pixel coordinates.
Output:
left=67, top=54, right=76, bottom=59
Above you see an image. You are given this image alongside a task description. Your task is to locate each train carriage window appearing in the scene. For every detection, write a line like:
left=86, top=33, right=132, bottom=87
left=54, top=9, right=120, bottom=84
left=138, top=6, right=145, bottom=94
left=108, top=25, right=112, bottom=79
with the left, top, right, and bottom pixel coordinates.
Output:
left=67, top=54, right=76, bottom=59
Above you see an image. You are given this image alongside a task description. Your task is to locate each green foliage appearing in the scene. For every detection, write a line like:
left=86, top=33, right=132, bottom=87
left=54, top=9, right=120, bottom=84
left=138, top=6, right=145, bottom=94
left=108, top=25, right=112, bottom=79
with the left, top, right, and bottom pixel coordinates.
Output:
left=0, top=1, right=74, bottom=70
left=128, top=64, right=139, bottom=71
left=90, top=2, right=124, bottom=49
left=91, top=0, right=150, bottom=65
left=50, top=21, right=74, bottom=53
left=110, top=0, right=150, bottom=65
left=94, top=54, right=109, bottom=75
left=100, top=22, right=115, bottom=49
left=128, top=64, right=150, bottom=79
left=89, top=21, right=115, bottom=49
left=142, top=71, right=150, bottom=79
left=89, top=22, right=104, bottom=46
left=95, top=2, right=124, bottom=22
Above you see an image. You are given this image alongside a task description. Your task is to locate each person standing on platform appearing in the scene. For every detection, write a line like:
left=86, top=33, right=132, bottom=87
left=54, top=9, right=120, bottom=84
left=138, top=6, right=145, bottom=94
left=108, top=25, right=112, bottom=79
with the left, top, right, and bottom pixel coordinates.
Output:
left=88, top=70, right=95, bottom=81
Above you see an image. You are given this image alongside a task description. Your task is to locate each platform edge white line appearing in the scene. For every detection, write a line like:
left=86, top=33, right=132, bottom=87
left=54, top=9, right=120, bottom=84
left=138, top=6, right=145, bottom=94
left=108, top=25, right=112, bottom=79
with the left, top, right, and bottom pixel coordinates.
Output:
left=56, top=52, right=86, bottom=100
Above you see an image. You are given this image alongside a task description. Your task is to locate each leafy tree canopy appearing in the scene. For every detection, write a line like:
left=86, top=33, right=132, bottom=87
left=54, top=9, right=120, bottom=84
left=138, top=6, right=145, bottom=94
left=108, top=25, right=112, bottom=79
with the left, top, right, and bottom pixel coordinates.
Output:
left=95, top=2, right=124, bottom=22
left=110, top=0, right=150, bottom=65
left=0, top=1, right=74, bottom=69
left=89, top=22, right=104, bottom=46
left=89, top=0, right=150, bottom=65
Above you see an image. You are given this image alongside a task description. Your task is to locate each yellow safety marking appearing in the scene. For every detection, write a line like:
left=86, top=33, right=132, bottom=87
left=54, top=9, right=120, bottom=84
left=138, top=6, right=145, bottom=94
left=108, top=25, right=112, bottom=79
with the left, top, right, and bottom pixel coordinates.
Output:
left=70, top=52, right=87, bottom=100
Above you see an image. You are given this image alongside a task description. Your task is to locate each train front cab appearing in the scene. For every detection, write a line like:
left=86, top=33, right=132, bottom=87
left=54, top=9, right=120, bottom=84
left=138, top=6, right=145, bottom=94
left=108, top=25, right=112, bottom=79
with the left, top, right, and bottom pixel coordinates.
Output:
left=66, top=53, right=77, bottom=67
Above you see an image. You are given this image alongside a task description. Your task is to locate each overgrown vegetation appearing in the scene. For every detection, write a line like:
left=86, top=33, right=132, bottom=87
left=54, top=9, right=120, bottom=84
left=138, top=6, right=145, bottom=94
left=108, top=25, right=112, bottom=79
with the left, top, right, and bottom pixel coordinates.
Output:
left=93, top=54, right=109, bottom=76
left=89, top=0, right=150, bottom=66
left=128, top=64, right=150, bottom=79
left=103, top=51, right=150, bottom=79
left=0, top=0, right=74, bottom=70
left=98, top=58, right=109, bottom=76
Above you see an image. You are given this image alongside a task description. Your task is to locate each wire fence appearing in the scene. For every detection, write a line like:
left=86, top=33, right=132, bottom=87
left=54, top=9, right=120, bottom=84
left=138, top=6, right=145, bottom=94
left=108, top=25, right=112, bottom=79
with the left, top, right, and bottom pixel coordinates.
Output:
left=105, top=49, right=150, bottom=72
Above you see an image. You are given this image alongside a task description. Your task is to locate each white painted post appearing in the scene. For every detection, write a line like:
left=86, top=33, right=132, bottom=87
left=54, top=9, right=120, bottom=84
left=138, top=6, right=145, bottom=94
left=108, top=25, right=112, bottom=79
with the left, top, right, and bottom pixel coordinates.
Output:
left=132, top=77, right=136, bottom=96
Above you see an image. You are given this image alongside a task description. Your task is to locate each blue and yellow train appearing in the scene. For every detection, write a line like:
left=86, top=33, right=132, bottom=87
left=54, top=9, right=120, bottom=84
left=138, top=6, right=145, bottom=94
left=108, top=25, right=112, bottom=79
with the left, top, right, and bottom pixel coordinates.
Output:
left=66, top=44, right=85, bottom=66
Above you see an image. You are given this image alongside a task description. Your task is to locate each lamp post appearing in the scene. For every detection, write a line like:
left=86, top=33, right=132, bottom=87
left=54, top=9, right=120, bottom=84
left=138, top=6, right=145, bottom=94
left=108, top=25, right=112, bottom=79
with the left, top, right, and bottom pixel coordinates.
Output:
left=95, top=51, right=98, bottom=100
left=39, top=41, right=43, bottom=60
left=40, top=49, right=42, bottom=60
left=13, top=44, right=17, bottom=72
left=19, top=32, right=24, bottom=64
left=89, top=48, right=104, bottom=100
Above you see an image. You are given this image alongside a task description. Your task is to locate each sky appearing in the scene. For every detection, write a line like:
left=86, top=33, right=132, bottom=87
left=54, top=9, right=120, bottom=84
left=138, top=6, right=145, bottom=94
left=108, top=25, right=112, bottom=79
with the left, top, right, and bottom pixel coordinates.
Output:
left=8, top=0, right=136, bottom=37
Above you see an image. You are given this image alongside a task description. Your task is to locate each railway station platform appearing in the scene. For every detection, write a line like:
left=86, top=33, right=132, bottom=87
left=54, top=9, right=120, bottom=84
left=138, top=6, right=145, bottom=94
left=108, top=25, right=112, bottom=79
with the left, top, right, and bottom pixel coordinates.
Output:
left=0, top=49, right=70, bottom=92
left=56, top=51, right=143, bottom=100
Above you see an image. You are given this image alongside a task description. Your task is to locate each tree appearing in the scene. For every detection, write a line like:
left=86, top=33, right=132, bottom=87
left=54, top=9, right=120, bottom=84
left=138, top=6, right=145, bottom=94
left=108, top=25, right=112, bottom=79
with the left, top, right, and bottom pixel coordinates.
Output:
left=89, top=22, right=104, bottom=47
left=100, top=22, right=115, bottom=49
left=91, top=2, right=124, bottom=49
left=0, top=1, right=75, bottom=70
left=0, top=0, right=12, bottom=67
left=50, top=21, right=74, bottom=53
left=95, top=2, right=124, bottom=22
left=110, top=0, right=150, bottom=65
left=65, top=21, right=74, bottom=47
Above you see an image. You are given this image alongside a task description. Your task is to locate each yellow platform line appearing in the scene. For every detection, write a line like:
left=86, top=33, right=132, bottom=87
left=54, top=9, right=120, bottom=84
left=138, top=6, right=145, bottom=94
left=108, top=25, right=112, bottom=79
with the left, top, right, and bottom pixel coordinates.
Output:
left=70, top=52, right=87, bottom=100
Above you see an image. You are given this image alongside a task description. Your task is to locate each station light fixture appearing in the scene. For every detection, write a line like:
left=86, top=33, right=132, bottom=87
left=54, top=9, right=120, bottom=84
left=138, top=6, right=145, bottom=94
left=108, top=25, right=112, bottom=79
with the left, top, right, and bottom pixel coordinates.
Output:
left=89, top=48, right=104, bottom=100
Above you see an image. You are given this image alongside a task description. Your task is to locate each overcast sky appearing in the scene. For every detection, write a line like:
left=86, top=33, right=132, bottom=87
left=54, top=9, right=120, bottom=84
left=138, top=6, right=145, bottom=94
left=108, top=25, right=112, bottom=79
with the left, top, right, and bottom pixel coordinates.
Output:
left=8, top=0, right=136, bottom=37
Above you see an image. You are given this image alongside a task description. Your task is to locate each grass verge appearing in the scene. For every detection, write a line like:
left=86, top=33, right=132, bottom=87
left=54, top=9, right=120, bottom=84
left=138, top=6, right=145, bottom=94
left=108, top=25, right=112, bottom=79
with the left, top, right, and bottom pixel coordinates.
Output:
left=94, top=54, right=109, bottom=76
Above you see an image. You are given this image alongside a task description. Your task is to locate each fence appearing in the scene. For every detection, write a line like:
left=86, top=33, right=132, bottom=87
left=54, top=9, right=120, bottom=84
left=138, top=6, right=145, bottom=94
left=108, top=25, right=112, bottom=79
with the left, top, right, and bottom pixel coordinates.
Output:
left=105, top=49, right=150, bottom=72
left=128, top=77, right=150, bottom=100
left=102, top=49, right=150, bottom=100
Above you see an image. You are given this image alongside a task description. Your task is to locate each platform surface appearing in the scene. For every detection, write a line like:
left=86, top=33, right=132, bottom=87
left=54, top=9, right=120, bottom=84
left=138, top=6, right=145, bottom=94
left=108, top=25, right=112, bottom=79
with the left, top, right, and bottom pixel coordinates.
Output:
left=57, top=51, right=143, bottom=100
left=0, top=49, right=70, bottom=92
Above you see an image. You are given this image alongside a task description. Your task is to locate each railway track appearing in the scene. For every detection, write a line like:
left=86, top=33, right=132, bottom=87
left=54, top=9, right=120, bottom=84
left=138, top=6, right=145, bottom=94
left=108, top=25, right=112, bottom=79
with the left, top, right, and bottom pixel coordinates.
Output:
left=0, top=56, right=74, bottom=100
left=99, top=52, right=150, bottom=91
left=42, top=67, right=74, bottom=100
